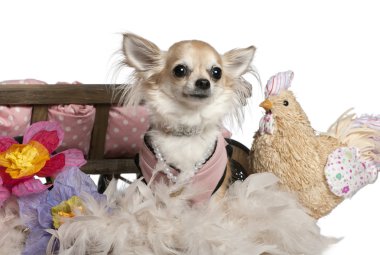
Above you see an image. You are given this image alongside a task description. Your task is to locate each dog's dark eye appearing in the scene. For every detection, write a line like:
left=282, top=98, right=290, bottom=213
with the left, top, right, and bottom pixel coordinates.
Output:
left=173, top=64, right=188, bottom=78
left=283, top=100, right=289, bottom=106
left=211, top=66, right=222, bottom=80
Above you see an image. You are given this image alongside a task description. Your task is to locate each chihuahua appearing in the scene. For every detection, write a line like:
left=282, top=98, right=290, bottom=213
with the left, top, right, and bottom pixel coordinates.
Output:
left=120, top=33, right=256, bottom=201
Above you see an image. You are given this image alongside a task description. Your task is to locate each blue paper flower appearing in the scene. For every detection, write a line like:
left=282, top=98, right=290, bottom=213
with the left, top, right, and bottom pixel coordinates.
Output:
left=18, top=166, right=106, bottom=255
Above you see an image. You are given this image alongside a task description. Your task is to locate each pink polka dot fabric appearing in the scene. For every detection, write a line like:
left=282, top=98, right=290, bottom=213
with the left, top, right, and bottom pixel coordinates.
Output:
left=48, top=104, right=96, bottom=156
left=1, top=79, right=150, bottom=158
left=0, top=79, right=46, bottom=137
left=105, top=106, right=149, bottom=158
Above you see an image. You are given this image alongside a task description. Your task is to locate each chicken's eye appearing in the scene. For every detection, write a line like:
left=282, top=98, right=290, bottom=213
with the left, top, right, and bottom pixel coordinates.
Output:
left=283, top=100, right=289, bottom=106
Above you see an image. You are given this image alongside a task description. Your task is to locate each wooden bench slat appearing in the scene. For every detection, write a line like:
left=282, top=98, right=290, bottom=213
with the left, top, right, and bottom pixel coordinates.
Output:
left=80, top=159, right=139, bottom=175
left=89, top=105, right=111, bottom=159
left=0, top=84, right=123, bottom=105
left=31, top=105, right=49, bottom=123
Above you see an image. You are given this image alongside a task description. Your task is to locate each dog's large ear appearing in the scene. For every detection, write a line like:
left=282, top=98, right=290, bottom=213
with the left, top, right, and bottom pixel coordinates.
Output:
left=222, top=46, right=256, bottom=77
left=122, top=33, right=162, bottom=71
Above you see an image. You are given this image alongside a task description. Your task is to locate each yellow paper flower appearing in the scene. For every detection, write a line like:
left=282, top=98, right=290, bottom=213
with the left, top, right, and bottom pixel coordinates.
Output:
left=51, top=195, right=85, bottom=229
left=0, top=141, right=50, bottom=179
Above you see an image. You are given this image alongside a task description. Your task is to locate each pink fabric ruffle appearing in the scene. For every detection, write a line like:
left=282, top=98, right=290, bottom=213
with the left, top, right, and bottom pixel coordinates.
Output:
left=265, top=71, right=294, bottom=97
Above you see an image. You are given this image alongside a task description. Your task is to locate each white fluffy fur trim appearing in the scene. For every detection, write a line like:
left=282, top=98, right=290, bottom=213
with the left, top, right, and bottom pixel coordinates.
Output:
left=48, top=174, right=336, bottom=255
left=0, top=198, right=26, bottom=255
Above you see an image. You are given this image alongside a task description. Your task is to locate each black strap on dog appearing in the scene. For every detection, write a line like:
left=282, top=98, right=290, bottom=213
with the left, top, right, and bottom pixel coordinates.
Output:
left=211, top=141, right=250, bottom=195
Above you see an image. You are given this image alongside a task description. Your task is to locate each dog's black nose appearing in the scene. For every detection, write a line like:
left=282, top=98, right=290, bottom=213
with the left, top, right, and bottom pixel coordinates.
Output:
left=195, top=79, right=210, bottom=90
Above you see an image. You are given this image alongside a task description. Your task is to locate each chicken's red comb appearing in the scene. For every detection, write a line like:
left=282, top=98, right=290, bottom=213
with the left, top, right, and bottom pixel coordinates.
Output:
left=265, top=71, right=294, bottom=97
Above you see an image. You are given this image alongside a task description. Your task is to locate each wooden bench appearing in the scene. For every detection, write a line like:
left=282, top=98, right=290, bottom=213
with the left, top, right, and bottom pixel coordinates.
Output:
left=0, top=84, right=139, bottom=177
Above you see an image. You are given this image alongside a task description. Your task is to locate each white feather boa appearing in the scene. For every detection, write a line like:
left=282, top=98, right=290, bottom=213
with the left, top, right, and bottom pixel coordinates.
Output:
left=43, top=173, right=336, bottom=255
left=0, top=198, right=26, bottom=254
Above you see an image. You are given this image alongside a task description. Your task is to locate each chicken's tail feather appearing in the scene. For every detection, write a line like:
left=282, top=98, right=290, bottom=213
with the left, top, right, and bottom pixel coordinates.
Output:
left=326, top=109, right=380, bottom=169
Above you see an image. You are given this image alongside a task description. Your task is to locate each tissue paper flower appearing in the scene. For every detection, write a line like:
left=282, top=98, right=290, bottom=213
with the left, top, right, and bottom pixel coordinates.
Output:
left=18, top=166, right=106, bottom=255
left=51, top=195, right=85, bottom=229
left=0, top=121, right=86, bottom=205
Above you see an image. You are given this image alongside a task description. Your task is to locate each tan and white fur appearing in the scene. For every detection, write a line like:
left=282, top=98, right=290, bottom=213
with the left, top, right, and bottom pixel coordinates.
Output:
left=120, top=33, right=255, bottom=189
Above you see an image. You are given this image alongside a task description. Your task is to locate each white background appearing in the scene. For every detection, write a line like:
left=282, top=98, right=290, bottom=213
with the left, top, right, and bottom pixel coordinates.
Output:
left=1, top=1, right=379, bottom=254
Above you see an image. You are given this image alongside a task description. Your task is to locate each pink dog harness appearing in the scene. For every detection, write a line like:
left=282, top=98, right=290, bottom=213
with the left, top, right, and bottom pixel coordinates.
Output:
left=139, top=134, right=228, bottom=203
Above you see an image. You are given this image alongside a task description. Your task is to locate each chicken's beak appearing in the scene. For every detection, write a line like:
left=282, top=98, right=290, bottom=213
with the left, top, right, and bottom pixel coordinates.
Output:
left=259, top=99, right=273, bottom=111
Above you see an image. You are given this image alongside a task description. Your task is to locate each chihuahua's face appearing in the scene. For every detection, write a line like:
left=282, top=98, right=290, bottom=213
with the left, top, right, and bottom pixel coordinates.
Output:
left=121, top=33, right=255, bottom=123
left=161, top=40, right=223, bottom=105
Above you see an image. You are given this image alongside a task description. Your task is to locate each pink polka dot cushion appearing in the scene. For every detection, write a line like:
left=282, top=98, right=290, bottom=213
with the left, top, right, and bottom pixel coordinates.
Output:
left=0, top=79, right=46, bottom=137
left=48, top=104, right=96, bottom=156
left=1, top=79, right=149, bottom=158
left=49, top=105, right=150, bottom=158
left=104, top=106, right=149, bottom=158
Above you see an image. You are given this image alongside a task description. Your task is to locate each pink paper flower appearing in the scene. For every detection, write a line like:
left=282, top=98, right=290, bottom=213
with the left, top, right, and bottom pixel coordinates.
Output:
left=0, top=121, right=86, bottom=206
